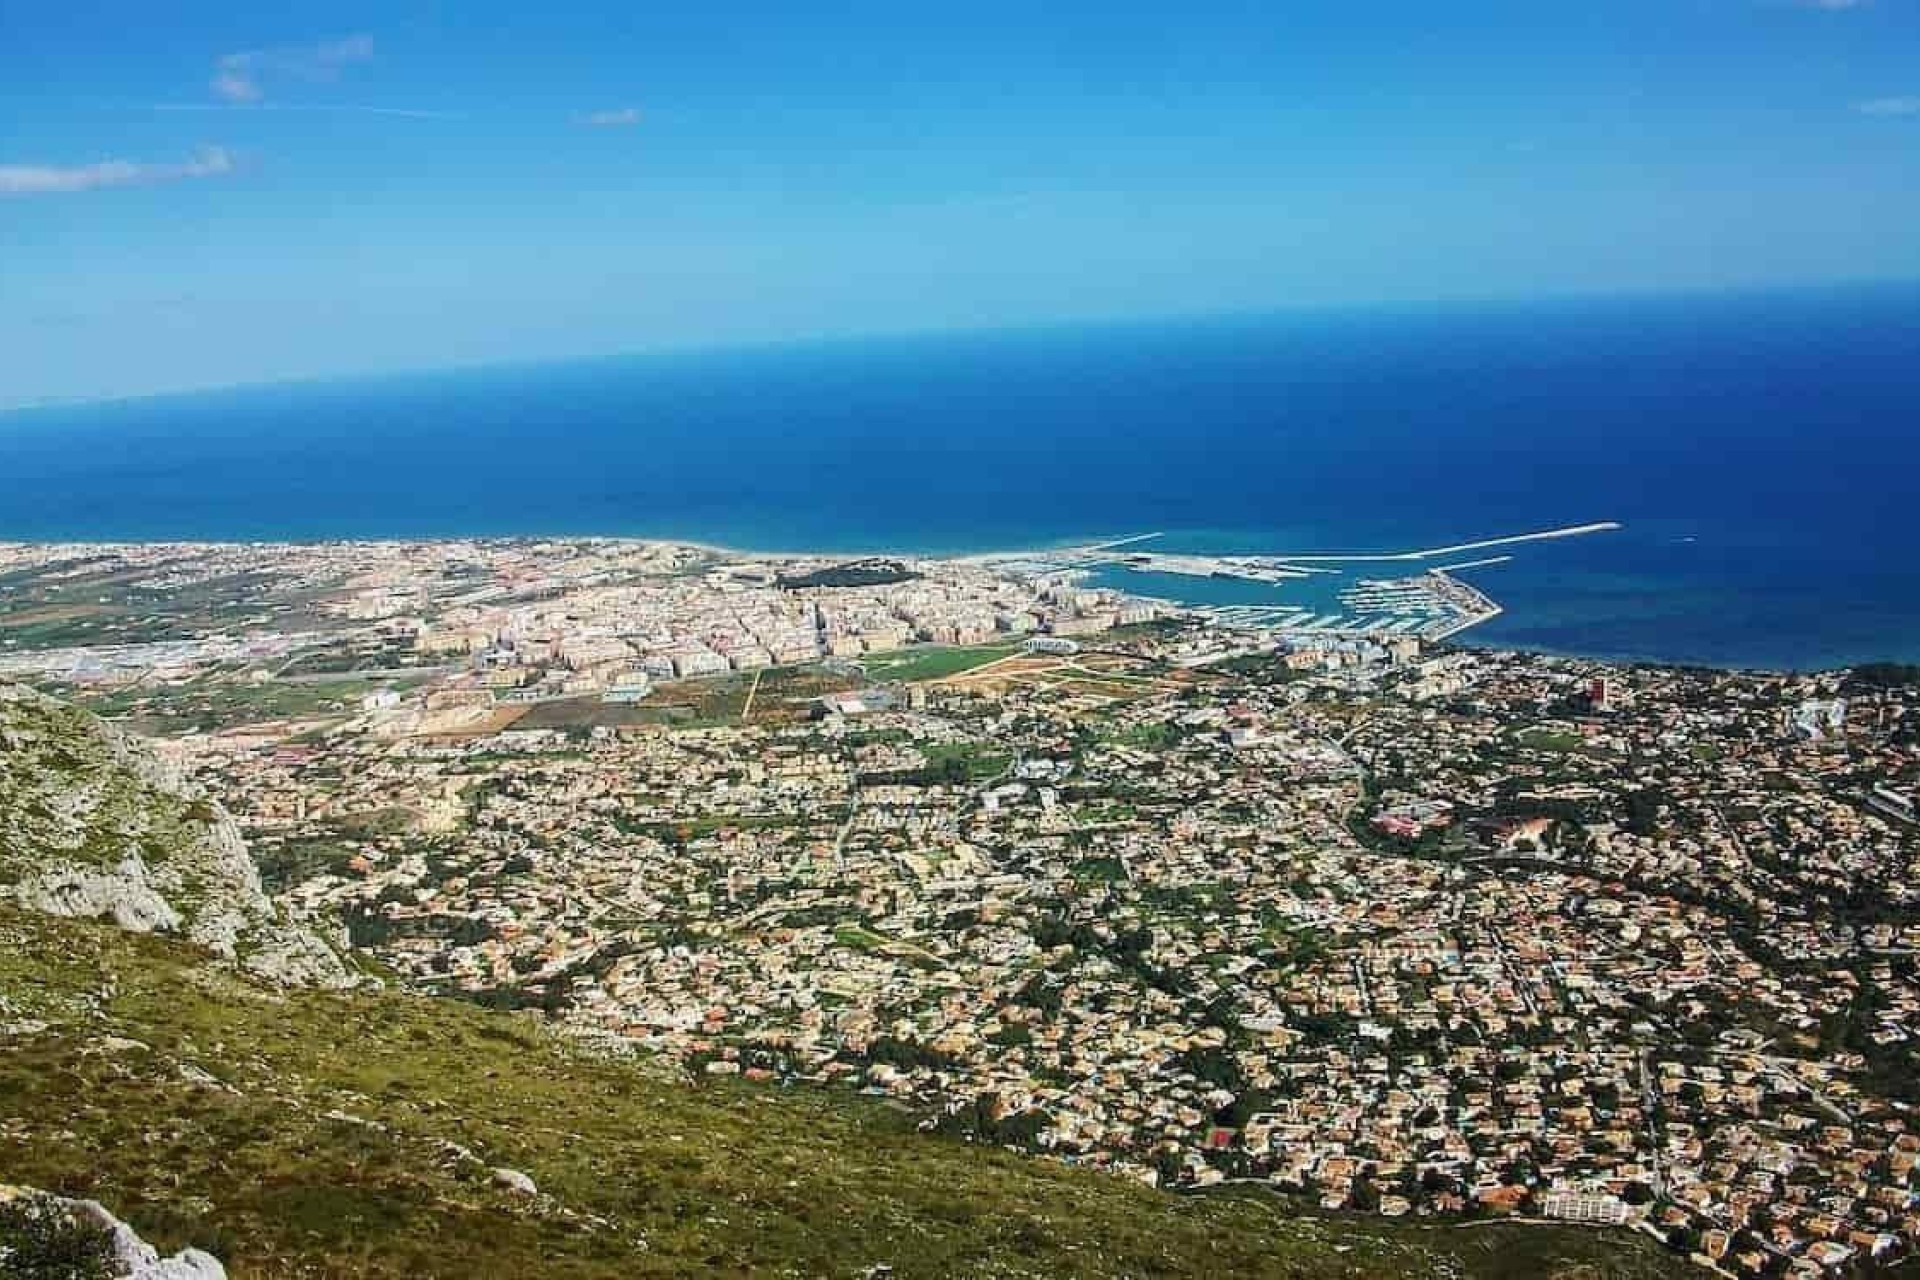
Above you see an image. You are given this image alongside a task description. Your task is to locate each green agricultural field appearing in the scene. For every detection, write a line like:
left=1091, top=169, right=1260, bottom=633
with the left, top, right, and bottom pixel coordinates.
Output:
left=644, top=813, right=815, bottom=840
left=0, top=568, right=303, bottom=649
left=508, top=694, right=701, bottom=732
left=68, top=672, right=427, bottom=736
left=515, top=666, right=865, bottom=734
left=859, top=643, right=1022, bottom=683
left=1515, top=727, right=1589, bottom=754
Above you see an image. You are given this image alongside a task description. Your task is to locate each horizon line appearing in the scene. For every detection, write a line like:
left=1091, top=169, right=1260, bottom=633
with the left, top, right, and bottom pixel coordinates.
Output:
left=4, top=272, right=1917, bottom=420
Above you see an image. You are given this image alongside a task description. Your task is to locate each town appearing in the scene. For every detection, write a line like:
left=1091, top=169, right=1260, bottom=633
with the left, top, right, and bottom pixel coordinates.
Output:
left=4, top=536, right=1919, bottom=1277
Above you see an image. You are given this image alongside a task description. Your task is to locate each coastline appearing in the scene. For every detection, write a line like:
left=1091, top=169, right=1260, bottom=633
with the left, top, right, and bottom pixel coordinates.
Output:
left=0, top=525, right=1899, bottom=678
left=6, top=289, right=1919, bottom=675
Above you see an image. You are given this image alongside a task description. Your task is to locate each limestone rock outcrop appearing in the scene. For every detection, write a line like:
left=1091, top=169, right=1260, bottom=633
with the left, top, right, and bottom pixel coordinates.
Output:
left=0, top=684, right=351, bottom=989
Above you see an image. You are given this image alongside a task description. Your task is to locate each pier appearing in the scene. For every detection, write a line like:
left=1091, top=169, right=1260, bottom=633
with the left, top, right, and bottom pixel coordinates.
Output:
left=1269, top=522, right=1620, bottom=564
left=992, top=521, right=1615, bottom=586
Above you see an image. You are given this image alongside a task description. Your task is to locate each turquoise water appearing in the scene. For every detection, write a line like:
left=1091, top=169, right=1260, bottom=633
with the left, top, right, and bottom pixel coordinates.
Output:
left=3, top=284, right=1919, bottom=670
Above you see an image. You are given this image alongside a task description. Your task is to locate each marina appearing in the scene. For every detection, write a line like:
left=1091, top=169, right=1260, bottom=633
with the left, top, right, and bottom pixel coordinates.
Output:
left=996, top=522, right=1606, bottom=646
left=1183, top=569, right=1502, bottom=642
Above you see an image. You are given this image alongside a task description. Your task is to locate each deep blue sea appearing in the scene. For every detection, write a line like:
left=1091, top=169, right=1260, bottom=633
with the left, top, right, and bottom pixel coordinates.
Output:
left=4, top=284, right=1919, bottom=671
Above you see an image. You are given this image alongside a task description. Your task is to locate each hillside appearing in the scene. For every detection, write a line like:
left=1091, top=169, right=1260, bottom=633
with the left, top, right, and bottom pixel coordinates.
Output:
left=0, top=684, right=346, bottom=989
left=0, top=909, right=1691, bottom=1279
left=0, top=687, right=1686, bottom=1278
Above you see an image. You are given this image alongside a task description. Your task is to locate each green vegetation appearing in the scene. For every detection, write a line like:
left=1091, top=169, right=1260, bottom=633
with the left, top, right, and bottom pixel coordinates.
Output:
left=252, top=811, right=421, bottom=894
left=1514, top=727, right=1587, bottom=754
left=1100, top=619, right=1186, bottom=643
left=0, top=688, right=211, bottom=882
left=1094, top=720, right=1184, bottom=749
left=1072, top=800, right=1137, bottom=826
left=0, top=1196, right=118, bottom=1280
left=512, top=692, right=723, bottom=732
left=1070, top=855, right=1128, bottom=883
left=859, top=643, right=1020, bottom=683
left=1261, top=918, right=1332, bottom=971
left=73, top=673, right=425, bottom=735
left=1850, top=662, right=1920, bottom=690
left=0, top=907, right=1677, bottom=1280
left=920, top=741, right=1012, bottom=781
left=859, top=740, right=1010, bottom=787
left=1209, top=652, right=1306, bottom=683
left=833, top=924, right=891, bottom=951
left=646, top=813, right=808, bottom=841
left=0, top=567, right=309, bottom=650
left=516, top=666, right=864, bottom=734
left=0, top=684, right=1688, bottom=1280
left=252, top=834, right=364, bottom=895
left=776, top=559, right=921, bottom=589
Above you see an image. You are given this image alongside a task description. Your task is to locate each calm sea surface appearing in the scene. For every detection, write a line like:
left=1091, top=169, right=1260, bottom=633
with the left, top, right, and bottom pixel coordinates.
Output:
left=4, top=285, right=1919, bottom=670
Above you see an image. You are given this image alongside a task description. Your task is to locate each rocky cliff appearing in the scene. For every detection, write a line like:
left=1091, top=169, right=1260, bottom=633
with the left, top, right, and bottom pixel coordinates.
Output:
left=0, top=684, right=350, bottom=988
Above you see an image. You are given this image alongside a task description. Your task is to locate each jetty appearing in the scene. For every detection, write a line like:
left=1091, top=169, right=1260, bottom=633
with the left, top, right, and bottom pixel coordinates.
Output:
left=984, top=521, right=1615, bottom=644
left=1269, top=522, right=1620, bottom=564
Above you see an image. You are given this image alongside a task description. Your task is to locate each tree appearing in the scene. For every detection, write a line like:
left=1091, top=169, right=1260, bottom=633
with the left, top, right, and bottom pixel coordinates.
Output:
left=1201, top=994, right=1241, bottom=1034
left=1849, top=663, right=1920, bottom=690
left=0, top=1197, right=119, bottom=1280
left=1664, top=1223, right=1702, bottom=1255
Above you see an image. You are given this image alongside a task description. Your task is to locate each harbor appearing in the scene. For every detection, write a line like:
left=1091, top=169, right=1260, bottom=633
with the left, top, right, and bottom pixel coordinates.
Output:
left=989, top=522, right=1610, bottom=645
left=1190, top=568, right=1501, bottom=644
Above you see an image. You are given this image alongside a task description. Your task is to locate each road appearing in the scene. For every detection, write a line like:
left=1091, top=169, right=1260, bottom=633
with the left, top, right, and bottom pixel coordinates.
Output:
left=1639, top=1047, right=1665, bottom=1197
left=273, top=664, right=454, bottom=685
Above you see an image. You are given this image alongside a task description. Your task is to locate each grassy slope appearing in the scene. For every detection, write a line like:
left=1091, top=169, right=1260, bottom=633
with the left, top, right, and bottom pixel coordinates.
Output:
left=0, top=908, right=1684, bottom=1280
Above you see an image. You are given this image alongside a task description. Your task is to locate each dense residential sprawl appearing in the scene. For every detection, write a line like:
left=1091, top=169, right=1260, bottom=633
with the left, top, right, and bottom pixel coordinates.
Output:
left=4, top=536, right=1919, bottom=1277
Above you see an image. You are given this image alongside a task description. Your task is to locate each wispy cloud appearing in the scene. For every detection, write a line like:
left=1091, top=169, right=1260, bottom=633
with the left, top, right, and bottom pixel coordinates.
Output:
left=1855, top=95, right=1920, bottom=116
left=576, top=107, right=642, bottom=128
left=155, top=101, right=458, bottom=121
left=213, top=34, right=374, bottom=103
left=0, top=146, right=235, bottom=197
left=1798, top=0, right=1869, bottom=9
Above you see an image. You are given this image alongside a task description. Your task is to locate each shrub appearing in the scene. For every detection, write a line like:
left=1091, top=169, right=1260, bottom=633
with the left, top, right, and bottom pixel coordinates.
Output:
left=0, top=1195, right=119, bottom=1280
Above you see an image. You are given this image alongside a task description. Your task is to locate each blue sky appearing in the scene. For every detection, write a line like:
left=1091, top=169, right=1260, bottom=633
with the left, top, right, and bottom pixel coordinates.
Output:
left=3, top=0, right=1918, bottom=408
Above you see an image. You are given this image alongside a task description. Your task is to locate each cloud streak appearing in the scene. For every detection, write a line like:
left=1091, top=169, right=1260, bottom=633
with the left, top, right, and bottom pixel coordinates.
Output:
left=155, top=101, right=458, bottom=120
left=1855, top=96, right=1920, bottom=116
left=0, top=146, right=235, bottom=196
left=213, top=34, right=374, bottom=103
left=577, top=107, right=642, bottom=128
